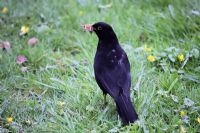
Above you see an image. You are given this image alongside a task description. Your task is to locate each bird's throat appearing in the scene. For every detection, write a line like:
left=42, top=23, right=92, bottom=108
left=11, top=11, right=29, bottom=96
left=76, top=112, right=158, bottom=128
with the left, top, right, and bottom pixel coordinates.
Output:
left=97, top=39, right=119, bottom=51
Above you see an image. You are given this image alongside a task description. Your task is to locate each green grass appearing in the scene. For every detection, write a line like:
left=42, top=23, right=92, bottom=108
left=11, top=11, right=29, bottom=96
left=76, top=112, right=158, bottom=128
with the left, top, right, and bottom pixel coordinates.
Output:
left=0, top=0, right=200, bottom=132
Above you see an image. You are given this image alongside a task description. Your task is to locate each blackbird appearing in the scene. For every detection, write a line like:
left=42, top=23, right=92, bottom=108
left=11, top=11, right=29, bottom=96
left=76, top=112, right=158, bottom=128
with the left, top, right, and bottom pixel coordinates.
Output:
left=88, top=22, right=138, bottom=125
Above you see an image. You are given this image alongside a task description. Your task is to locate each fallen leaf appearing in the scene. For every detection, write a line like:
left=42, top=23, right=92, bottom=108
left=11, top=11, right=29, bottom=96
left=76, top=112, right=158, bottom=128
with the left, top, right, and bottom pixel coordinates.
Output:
left=86, top=105, right=94, bottom=112
left=180, top=126, right=185, bottom=133
left=184, top=98, right=194, bottom=107
left=168, top=54, right=175, bottom=62
left=191, top=10, right=200, bottom=16
left=182, top=115, right=189, bottom=124
left=81, top=59, right=89, bottom=65
left=190, top=48, right=199, bottom=58
left=171, top=95, right=178, bottom=103
left=98, top=3, right=113, bottom=9
left=27, top=37, right=39, bottom=46
left=91, top=129, right=97, bottom=133
left=0, top=41, right=11, bottom=50
left=35, top=24, right=49, bottom=33
left=20, top=66, right=28, bottom=72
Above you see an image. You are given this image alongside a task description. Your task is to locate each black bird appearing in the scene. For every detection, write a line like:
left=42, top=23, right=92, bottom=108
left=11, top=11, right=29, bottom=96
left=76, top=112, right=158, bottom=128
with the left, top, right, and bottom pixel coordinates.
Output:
left=91, top=22, right=138, bottom=125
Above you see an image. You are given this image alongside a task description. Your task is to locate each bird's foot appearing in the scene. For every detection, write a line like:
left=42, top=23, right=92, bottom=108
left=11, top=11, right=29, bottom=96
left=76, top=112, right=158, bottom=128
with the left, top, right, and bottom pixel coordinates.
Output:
left=101, top=102, right=108, bottom=109
left=103, top=94, right=108, bottom=107
left=104, top=101, right=108, bottom=106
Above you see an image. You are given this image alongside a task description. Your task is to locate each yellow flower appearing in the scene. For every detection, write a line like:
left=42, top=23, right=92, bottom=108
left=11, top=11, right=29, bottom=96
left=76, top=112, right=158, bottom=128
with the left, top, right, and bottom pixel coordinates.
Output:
left=180, top=111, right=185, bottom=117
left=79, top=10, right=84, bottom=16
left=197, top=117, right=200, bottom=124
left=7, top=117, right=13, bottom=123
left=21, top=26, right=29, bottom=34
left=147, top=55, right=155, bottom=62
left=180, top=126, right=185, bottom=133
left=2, top=7, right=8, bottom=13
left=178, top=54, right=184, bottom=62
left=57, top=101, right=65, bottom=107
left=143, top=44, right=152, bottom=52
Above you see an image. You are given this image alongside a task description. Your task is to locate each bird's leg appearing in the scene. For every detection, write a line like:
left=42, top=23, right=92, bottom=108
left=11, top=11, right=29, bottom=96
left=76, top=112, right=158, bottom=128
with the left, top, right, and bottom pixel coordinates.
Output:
left=103, top=94, right=108, bottom=106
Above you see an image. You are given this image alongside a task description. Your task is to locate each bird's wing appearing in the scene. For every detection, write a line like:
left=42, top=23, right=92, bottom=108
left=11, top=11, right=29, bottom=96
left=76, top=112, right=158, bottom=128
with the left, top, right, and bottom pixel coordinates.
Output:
left=95, top=53, right=131, bottom=99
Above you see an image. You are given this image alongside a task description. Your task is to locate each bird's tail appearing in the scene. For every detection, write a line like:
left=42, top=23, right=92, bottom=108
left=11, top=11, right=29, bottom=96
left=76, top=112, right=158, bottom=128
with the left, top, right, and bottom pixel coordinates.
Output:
left=115, top=94, right=138, bottom=125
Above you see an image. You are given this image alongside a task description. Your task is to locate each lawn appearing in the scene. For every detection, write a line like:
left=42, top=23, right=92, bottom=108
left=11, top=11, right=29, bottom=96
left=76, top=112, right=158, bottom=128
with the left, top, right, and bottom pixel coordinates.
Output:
left=0, top=0, right=200, bottom=132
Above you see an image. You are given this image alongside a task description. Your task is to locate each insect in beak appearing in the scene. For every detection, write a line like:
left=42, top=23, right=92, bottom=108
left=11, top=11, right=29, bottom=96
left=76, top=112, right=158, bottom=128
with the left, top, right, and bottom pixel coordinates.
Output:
left=82, top=24, right=93, bottom=34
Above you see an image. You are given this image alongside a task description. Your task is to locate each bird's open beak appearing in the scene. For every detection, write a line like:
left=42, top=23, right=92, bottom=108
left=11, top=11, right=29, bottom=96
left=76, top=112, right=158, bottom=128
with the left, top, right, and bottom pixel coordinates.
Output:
left=82, top=24, right=94, bottom=34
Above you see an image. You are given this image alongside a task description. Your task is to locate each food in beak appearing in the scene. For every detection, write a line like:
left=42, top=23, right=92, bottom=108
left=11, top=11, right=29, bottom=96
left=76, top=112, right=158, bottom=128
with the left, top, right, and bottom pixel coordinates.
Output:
left=82, top=24, right=93, bottom=32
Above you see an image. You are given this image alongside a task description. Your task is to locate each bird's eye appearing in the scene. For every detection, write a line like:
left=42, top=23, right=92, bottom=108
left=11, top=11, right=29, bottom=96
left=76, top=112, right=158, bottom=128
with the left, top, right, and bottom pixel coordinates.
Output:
left=98, top=26, right=102, bottom=30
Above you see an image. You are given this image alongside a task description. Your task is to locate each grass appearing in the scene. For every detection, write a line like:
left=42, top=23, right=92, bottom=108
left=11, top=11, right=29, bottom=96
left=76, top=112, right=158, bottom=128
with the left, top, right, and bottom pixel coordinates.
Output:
left=0, top=0, right=200, bottom=132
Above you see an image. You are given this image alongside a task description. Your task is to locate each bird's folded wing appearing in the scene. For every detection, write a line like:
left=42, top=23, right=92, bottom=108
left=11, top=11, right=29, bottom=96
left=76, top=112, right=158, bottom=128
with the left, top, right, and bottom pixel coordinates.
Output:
left=95, top=61, right=131, bottom=99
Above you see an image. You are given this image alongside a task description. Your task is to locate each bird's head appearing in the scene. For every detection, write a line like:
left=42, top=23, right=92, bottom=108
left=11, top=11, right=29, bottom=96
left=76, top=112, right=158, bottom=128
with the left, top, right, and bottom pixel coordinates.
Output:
left=92, top=22, right=117, bottom=41
left=82, top=22, right=118, bottom=43
left=92, top=22, right=112, bottom=35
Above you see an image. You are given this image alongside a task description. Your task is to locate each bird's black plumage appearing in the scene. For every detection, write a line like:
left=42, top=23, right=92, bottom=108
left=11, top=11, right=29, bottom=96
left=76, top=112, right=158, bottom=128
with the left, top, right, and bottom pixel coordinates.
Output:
left=92, top=22, right=138, bottom=125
